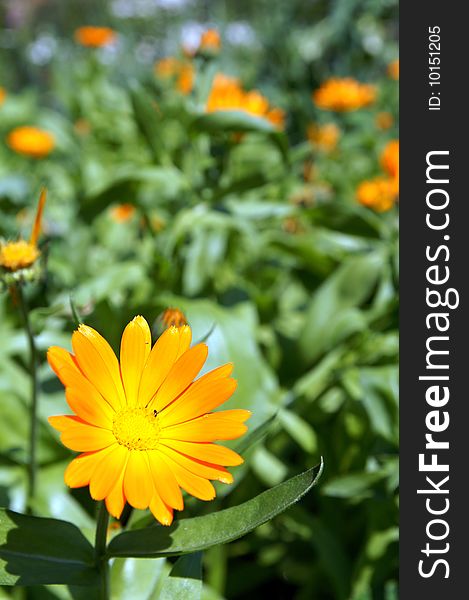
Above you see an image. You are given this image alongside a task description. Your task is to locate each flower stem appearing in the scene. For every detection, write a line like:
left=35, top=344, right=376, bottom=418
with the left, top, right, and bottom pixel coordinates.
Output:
left=94, top=501, right=110, bottom=599
left=16, top=284, right=38, bottom=514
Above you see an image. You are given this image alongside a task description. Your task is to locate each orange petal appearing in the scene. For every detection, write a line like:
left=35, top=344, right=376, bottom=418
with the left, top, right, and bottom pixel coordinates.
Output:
left=158, top=452, right=216, bottom=500
left=89, top=444, right=128, bottom=500
left=213, top=409, right=251, bottom=423
left=149, top=491, right=174, bottom=526
left=65, top=388, right=113, bottom=429
left=194, top=363, right=233, bottom=383
left=123, top=451, right=154, bottom=509
left=48, top=347, right=115, bottom=420
left=147, top=450, right=184, bottom=510
left=64, top=449, right=109, bottom=488
left=105, top=466, right=127, bottom=518
left=152, top=344, right=208, bottom=412
left=72, top=324, right=126, bottom=411
left=49, top=415, right=82, bottom=432
left=52, top=417, right=116, bottom=452
left=161, top=440, right=244, bottom=466
left=138, top=327, right=181, bottom=407
left=175, top=325, right=192, bottom=359
left=47, top=346, right=78, bottom=386
left=158, top=445, right=233, bottom=483
left=159, top=377, right=237, bottom=427
left=160, top=412, right=249, bottom=442
left=120, top=316, right=151, bottom=406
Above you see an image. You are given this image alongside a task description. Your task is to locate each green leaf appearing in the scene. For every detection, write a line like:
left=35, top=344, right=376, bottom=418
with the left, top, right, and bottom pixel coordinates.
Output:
left=278, top=408, right=318, bottom=453
left=192, top=111, right=276, bottom=134
left=110, top=556, right=168, bottom=600
left=159, top=553, right=203, bottom=600
left=321, top=471, right=386, bottom=498
left=129, top=83, right=165, bottom=162
left=299, top=253, right=384, bottom=364
left=0, top=509, right=97, bottom=586
left=107, top=461, right=323, bottom=559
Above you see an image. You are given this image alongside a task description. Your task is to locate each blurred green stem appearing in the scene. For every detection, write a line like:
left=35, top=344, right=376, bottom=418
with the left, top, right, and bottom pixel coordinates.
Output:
left=17, top=284, right=38, bottom=514
left=95, top=501, right=110, bottom=599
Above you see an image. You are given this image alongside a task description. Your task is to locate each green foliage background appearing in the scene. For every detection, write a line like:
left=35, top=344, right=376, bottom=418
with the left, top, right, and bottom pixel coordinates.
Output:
left=0, top=0, right=398, bottom=598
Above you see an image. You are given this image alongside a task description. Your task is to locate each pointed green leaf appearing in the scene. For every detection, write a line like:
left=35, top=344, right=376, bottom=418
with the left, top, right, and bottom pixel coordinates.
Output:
left=0, top=509, right=97, bottom=586
left=107, top=461, right=323, bottom=559
left=192, top=110, right=276, bottom=134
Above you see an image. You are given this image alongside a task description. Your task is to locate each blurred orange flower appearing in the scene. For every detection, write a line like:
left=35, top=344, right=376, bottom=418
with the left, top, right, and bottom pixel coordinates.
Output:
left=161, top=307, right=188, bottom=329
left=75, top=26, right=117, bottom=48
left=110, top=204, right=136, bottom=223
left=7, top=126, right=55, bottom=158
left=375, top=112, right=394, bottom=130
left=388, top=59, right=399, bottom=80
left=206, top=73, right=285, bottom=130
left=356, top=177, right=398, bottom=212
left=199, top=29, right=221, bottom=53
left=313, top=78, right=376, bottom=112
left=155, top=57, right=194, bottom=94
left=0, top=189, right=47, bottom=272
left=307, top=122, right=340, bottom=152
left=381, top=139, right=399, bottom=179
left=0, top=87, right=6, bottom=106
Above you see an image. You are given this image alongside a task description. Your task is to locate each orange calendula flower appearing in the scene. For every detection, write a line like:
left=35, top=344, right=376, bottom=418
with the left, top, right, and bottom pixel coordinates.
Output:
left=0, top=87, right=6, bottom=106
left=388, top=59, right=399, bottom=80
left=206, top=73, right=285, bottom=130
left=380, top=139, right=399, bottom=179
left=356, top=177, right=398, bottom=212
left=307, top=122, right=340, bottom=152
left=199, top=29, right=221, bottom=53
left=154, top=57, right=194, bottom=95
left=75, top=26, right=117, bottom=48
left=0, top=189, right=47, bottom=272
left=375, top=112, right=394, bottom=130
left=47, top=317, right=249, bottom=525
left=110, top=203, right=136, bottom=223
left=161, top=307, right=188, bottom=329
left=7, top=126, right=55, bottom=159
left=313, top=78, right=376, bottom=112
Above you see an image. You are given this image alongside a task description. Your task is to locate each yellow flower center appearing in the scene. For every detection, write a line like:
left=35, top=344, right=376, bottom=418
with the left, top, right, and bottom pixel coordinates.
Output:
left=112, top=407, right=161, bottom=451
left=0, top=240, right=40, bottom=271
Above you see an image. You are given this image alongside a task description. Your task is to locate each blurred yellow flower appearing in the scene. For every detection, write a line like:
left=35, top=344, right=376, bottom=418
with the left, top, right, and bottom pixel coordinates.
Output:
left=160, top=307, right=188, bottom=329
left=356, top=177, right=398, bottom=212
left=48, top=317, right=249, bottom=525
left=0, top=189, right=47, bottom=272
left=206, top=74, right=285, bottom=130
left=7, top=126, right=55, bottom=158
left=154, top=57, right=194, bottom=94
left=380, top=139, right=399, bottom=179
left=110, top=203, right=136, bottom=223
left=199, top=29, right=221, bottom=53
left=375, top=112, right=394, bottom=130
left=388, top=59, right=399, bottom=80
left=0, top=87, right=6, bottom=106
left=74, top=26, right=117, bottom=48
left=313, top=78, right=376, bottom=112
left=307, top=122, right=340, bottom=152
